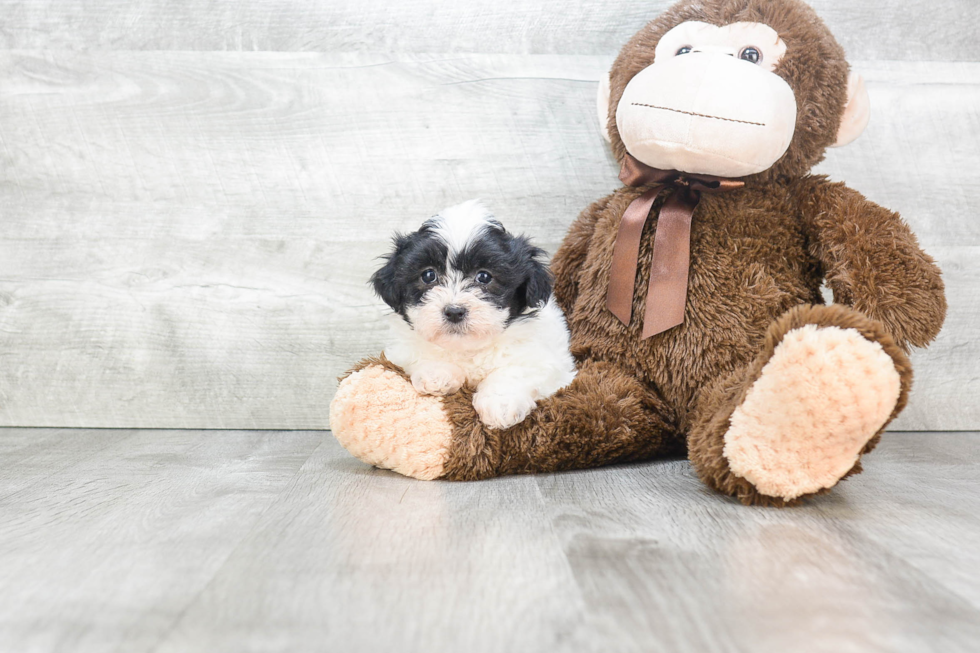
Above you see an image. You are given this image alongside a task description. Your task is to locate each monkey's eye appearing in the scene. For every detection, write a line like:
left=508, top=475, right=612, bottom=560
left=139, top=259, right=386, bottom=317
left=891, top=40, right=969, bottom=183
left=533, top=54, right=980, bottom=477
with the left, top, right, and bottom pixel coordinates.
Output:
left=676, top=46, right=693, bottom=56
left=475, top=271, right=492, bottom=285
left=421, top=269, right=437, bottom=284
left=739, top=47, right=762, bottom=64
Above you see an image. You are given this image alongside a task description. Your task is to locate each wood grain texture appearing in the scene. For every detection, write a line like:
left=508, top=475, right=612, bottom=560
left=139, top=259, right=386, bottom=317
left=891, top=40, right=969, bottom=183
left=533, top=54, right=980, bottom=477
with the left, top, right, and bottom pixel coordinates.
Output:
left=898, top=247, right=980, bottom=431
left=1, top=428, right=978, bottom=652
left=0, top=428, right=322, bottom=653
left=0, top=0, right=977, bottom=61
left=0, top=52, right=976, bottom=429
left=0, top=427, right=135, bottom=499
left=545, top=437, right=980, bottom=652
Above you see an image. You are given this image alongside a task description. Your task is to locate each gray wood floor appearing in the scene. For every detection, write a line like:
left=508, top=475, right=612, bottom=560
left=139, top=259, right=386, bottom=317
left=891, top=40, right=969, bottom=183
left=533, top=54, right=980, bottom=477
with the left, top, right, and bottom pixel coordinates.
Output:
left=1, top=428, right=978, bottom=653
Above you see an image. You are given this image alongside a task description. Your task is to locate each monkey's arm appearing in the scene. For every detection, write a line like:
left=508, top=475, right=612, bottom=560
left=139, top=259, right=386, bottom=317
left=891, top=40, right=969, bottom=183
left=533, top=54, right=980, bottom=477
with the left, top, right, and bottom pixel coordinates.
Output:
left=796, top=176, right=946, bottom=351
left=551, top=195, right=609, bottom=318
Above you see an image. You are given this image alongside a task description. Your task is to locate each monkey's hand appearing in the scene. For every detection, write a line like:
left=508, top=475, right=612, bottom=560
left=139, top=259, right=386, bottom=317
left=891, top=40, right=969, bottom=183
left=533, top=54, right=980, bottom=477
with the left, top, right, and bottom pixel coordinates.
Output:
left=797, top=177, right=947, bottom=351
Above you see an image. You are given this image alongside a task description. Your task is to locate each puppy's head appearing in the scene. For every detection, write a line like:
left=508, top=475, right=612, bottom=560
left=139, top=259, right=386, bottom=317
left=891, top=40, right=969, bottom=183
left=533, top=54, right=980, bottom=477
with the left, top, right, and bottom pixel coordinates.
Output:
left=371, top=200, right=552, bottom=351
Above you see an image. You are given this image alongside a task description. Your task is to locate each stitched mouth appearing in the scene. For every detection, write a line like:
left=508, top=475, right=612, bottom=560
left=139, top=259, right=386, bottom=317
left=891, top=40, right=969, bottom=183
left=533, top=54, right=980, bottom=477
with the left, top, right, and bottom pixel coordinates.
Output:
left=631, top=103, right=765, bottom=127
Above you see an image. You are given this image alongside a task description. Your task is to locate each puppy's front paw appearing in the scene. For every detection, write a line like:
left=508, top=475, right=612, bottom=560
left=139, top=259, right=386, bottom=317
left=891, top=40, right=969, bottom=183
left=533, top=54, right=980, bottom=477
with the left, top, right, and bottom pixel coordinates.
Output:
left=411, top=362, right=465, bottom=396
left=473, top=390, right=537, bottom=430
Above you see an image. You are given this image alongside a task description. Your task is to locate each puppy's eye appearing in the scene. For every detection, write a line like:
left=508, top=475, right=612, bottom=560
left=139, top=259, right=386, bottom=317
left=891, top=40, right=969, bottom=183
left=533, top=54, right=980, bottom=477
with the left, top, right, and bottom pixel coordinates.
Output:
left=739, top=47, right=762, bottom=64
left=475, top=271, right=492, bottom=284
left=421, top=269, right=437, bottom=284
left=676, top=46, right=693, bottom=56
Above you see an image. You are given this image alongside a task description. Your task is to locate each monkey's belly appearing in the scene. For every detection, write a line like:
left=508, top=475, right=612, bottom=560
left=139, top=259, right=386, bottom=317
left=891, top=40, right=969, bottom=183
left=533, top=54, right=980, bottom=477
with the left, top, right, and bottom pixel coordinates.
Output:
left=569, top=252, right=818, bottom=399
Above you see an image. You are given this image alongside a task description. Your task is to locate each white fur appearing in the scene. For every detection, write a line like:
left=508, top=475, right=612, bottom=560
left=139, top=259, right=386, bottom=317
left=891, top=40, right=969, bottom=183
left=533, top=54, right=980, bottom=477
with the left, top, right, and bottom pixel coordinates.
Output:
left=386, top=299, right=577, bottom=429
left=428, top=199, right=497, bottom=256
left=381, top=200, right=577, bottom=430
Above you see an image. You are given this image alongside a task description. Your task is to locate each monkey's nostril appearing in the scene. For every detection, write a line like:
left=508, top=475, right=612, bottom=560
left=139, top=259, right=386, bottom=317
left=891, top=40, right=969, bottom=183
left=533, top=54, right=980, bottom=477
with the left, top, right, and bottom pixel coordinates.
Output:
left=443, top=305, right=468, bottom=324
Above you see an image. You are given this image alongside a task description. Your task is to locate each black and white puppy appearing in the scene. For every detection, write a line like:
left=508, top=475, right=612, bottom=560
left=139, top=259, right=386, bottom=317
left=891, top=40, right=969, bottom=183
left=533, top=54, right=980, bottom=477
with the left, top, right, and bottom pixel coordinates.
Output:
left=371, top=200, right=577, bottom=430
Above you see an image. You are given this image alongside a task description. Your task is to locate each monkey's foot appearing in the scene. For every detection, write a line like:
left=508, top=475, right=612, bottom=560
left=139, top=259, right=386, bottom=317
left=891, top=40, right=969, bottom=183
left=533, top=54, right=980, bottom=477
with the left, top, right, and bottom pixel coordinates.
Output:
left=723, top=325, right=903, bottom=501
left=330, top=362, right=452, bottom=480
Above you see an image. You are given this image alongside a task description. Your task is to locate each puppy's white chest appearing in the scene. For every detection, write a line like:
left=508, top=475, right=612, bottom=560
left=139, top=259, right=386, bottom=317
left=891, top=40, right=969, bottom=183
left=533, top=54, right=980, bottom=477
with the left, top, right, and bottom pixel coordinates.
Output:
left=452, top=351, right=501, bottom=389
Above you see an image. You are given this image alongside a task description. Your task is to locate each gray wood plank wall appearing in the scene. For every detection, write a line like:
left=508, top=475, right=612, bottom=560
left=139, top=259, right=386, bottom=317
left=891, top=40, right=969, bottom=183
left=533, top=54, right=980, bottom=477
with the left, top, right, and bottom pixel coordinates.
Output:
left=0, top=2, right=977, bottom=429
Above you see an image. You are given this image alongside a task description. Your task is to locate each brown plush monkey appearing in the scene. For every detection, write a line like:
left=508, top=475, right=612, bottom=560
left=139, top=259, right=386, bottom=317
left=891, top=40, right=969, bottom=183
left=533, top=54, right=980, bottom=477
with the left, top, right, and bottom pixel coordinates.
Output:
left=329, top=0, right=946, bottom=506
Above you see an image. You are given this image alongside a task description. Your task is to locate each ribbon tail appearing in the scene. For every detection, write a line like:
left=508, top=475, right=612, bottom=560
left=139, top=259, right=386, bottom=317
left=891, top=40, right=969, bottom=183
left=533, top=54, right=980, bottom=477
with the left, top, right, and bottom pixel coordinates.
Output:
left=606, top=187, right=663, bottom=325
left=608, top=155, right=742, bottom=338
left=641, top=189, right=700, bottom=339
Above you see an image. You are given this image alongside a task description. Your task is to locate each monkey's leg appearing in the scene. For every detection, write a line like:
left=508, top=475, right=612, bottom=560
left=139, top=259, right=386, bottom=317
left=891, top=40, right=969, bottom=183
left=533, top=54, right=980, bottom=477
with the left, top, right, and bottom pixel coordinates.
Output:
left=687, top=304, right=912, bottom=507
left=329, top=357, right=682, bottom=480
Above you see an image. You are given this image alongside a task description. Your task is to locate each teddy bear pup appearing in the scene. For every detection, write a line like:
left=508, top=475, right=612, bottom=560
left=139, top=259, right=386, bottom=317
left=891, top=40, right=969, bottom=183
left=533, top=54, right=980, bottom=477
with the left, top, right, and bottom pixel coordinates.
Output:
left=369, top=200, right=577, bottom=430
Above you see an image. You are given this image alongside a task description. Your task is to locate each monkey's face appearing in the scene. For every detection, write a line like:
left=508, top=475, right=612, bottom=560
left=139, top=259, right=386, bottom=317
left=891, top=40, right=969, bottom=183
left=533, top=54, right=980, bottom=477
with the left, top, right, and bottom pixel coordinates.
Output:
left=600, top=0, right=871, bottom=181
left=616, top=22, right=797, bottom=178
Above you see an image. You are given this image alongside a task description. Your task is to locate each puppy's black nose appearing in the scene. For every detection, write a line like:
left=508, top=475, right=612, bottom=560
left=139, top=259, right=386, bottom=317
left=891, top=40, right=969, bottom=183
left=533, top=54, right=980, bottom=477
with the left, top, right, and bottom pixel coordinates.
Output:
left=443, top=305, right=468, bottom=323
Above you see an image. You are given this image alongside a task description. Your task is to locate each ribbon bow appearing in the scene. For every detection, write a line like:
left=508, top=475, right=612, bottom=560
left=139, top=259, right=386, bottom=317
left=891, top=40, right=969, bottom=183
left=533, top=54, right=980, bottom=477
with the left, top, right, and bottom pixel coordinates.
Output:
left=606, top=154, right=744, bottom=338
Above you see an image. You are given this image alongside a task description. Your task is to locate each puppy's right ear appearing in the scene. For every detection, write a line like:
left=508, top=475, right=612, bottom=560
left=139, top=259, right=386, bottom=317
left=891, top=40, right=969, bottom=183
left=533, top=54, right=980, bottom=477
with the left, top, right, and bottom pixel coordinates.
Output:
left=370, top=235, right=407, bottom=312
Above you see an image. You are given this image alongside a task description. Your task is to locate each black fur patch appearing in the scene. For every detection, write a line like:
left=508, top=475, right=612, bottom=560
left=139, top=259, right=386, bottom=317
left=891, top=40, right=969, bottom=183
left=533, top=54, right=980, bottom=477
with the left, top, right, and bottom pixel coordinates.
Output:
left=370, top=224, right=448, bottom=321
left=371, top=217, right=553, bottom=326
left=453, top=226, right=553, bottom=323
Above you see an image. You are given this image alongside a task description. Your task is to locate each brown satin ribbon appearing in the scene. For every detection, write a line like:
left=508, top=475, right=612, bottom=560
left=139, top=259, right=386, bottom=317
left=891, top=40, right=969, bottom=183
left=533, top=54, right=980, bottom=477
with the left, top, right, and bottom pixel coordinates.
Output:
left=607, top=154, right=744, bottom=338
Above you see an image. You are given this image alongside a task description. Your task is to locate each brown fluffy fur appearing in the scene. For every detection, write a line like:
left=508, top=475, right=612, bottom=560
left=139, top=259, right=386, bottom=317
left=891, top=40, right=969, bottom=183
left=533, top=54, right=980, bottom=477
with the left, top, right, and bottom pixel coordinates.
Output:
left=686, top=304, right=913, bottom=506
left=607, top=0, right=852, bottom=183
left=341, top=0, right=946, bottom=506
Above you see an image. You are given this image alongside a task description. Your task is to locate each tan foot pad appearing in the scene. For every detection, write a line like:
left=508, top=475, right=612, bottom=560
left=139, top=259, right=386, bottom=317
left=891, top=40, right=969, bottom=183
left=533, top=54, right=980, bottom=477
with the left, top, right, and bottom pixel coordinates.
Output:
left=723, top=325, right=902, bottom=501
left=329, top=365, right=452, bottom=480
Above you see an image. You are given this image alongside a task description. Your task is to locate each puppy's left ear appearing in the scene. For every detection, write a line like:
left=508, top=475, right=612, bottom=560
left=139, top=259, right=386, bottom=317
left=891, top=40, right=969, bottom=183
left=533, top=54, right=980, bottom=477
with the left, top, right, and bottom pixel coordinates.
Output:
left=516, top=237, right=553, bottom=309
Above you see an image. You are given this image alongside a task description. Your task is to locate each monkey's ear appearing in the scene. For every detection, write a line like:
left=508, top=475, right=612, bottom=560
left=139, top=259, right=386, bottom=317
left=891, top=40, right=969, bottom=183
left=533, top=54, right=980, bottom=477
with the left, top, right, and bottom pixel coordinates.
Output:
left=832, top=72, right=871, bottom=148
left=596, top=70, right=612, bottom=143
